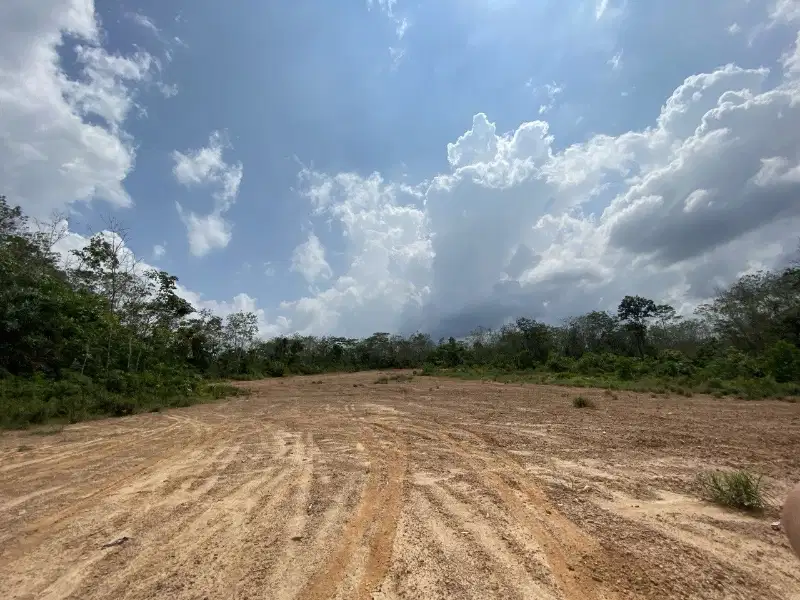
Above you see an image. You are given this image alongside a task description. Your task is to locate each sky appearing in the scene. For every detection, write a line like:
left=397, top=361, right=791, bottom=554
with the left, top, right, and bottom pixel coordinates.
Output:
left=2, top=0, right=800, bottom=339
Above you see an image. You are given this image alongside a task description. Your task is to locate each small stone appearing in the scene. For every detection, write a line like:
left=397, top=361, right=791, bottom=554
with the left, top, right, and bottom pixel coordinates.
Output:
left=291, top=535, right=304, bottom=542
left=771, top=521, right=782, bottom=531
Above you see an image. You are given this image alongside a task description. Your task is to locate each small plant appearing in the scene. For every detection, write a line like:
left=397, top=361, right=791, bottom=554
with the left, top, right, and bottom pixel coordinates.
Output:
left=375, top=376, right=389, bottom=384
left=572, top=396, right=595, bottom=408
left=697, top=470, right=765, bottom=512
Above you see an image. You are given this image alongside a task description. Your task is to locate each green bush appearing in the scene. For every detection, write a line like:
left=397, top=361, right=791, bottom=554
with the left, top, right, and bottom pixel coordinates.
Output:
left=546, top=355, right=572, bottom=373
left=266, top=361, right=288, bottom=378
left=697, top=470, right=764, bottom=511
left=616, top=357, right=635, bottom=380
left=766, top=341, right=800, bottom=383
left=0, top=372, right=247, bottom=428
left=572, top=395, right=595, bottom=408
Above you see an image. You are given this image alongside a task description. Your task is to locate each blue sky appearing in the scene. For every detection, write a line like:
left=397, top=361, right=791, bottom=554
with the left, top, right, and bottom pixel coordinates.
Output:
left=3, top=0, right=800, bottom=338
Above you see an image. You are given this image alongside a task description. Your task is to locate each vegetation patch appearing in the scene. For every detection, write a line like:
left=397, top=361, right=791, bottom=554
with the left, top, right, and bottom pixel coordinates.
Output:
left=572, top=396, right=595, bottom=408
left=697, top=470, right=765, bottom=512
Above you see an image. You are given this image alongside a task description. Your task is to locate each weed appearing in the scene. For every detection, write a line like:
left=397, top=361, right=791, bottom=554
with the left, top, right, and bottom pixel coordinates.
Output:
left=375, top=376, right=389, bottom=384
left=572, top=396, right=595, bottom=408
left=697, top=470, right=764, bottom=512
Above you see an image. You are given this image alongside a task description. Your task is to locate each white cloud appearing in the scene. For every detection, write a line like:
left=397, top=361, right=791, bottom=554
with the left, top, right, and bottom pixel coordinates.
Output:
left=368, top=0, right=409, bottom=67
left=728, top=22, right=742, bottom=35
left=608, top=50, right=623, bottom=71
left=537, top=82, right=563, bottom=115
left=389, top=46, right=406, bottom=70
left=291, top=233, right=333, bottom=284
left=126, top=12, right=160, bottom=36
left=172, top=131, right=243, bottom=257
left=172, top=131, right=242, bottom=204
left=0, top=0, right=158, bottom=220
left=157, top=82, right=178, bottom=98
left=596, top=0, right=609, bottom=20
left=153, top=243, right=166, bottom=259
left=270, top=170, right=432, bottom=336
left=770, top=0, right=800, bottom=25
left=175, top=205, right=232, bottom=258
left=782, top=31, right=800, bottom=75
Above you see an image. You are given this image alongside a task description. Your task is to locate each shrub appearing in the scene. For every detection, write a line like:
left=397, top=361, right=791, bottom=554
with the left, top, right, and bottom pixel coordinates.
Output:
left=266, top=361, right=288, bottom=378
left=375, top=376, right=389, bottom=384
left=572, top=395, right=595, bottom=408
left=697, top=470, right=764, bottom=511
left=766, top=341, right=800, bottom=383
left=546, top=355, right=572, bottom=373
left=420, top=364, right=436, bottom=376
left=615, top=357, right=635, bottom=381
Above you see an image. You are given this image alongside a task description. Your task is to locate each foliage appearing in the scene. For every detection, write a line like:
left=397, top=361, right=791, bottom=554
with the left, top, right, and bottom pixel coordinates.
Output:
left=697, top=470, right=765, bottom=512
left=572, top=396, right=595, bottom=408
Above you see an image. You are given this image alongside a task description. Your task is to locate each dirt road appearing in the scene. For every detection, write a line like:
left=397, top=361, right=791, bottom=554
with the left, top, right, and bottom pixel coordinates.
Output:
left=2, top=373, right=800, bottom=599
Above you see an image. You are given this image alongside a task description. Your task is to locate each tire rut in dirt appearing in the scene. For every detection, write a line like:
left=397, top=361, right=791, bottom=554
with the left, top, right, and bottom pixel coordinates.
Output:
left=300, top=423, right=407, bottom=600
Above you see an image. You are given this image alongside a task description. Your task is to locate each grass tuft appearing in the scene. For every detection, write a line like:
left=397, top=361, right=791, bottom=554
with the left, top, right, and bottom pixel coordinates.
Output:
left=572, top=395, right=595, bottom=409
left=697, top=469, right=765, bottom=512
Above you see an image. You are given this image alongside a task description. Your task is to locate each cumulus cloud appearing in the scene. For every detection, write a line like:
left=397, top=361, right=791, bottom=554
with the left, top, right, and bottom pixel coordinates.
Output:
left=770, top=0, right=800, bottom=25
left=172, top=131, right=243, bottom=257
left=291, top=233, right=332, bottom=284
left=0, top=0, right=158, bottom=219
left=239, top=17, right=800, bottom=339
left=153, top=243, right=166, bottom=259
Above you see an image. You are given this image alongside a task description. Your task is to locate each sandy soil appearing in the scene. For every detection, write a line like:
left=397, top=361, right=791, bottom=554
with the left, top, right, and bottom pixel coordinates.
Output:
left=2, top=372, right=800, bottom=599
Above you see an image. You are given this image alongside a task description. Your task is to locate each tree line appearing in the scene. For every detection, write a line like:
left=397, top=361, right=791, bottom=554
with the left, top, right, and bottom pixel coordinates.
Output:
left=1, top=196, right=798, bottom=426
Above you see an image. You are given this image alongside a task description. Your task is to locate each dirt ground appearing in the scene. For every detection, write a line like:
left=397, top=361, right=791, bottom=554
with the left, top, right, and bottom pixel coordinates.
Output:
left=1, top=373, right=800, bottom=600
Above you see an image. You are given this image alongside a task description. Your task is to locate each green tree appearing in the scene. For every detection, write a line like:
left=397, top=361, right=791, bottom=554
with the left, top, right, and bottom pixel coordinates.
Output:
left=617, top=295, right=657, bottom=358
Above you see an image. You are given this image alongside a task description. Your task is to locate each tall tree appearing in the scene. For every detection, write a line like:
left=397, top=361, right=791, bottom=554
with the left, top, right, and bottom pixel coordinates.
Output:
left=617, top=295, right=657, bottom=358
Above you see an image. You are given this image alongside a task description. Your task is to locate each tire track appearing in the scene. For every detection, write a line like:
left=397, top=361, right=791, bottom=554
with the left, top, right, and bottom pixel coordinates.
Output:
left=300, top=423, right=407, bottom=600
left=379, top=417, right=616, bottom=600
left=418, top=478, right=560, bottom=599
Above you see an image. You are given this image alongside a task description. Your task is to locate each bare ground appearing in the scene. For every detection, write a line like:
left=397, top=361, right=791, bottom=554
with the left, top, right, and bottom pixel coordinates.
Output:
left=2, top=372, right=800, bottom=600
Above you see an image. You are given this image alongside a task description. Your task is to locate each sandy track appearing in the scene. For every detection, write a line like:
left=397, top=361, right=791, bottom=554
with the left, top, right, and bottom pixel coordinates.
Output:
left=1, top=373, right=800, bottom=599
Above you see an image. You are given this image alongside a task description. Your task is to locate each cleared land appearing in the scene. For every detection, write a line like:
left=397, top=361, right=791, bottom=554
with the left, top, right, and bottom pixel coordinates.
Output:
left=1, top=373, right=800, bottom=600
